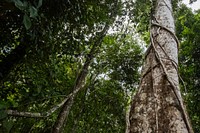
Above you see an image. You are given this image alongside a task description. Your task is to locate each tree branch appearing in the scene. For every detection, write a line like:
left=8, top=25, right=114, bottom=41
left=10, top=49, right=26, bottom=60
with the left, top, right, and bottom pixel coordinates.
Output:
left=6, top=93, right=73, bottom=118
left=51, top=1, right=119, bottom=132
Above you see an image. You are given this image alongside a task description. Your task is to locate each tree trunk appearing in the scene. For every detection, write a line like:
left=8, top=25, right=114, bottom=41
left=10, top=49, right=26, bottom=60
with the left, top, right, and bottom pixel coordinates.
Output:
left=51, top=23, right=110, bottom=133
left=128, top=0, right=193, bottom=132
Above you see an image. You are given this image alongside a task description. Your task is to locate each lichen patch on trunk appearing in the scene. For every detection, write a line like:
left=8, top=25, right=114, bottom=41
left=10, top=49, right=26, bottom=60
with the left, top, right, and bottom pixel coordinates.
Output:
left=128, top=0, right=193, bottom=132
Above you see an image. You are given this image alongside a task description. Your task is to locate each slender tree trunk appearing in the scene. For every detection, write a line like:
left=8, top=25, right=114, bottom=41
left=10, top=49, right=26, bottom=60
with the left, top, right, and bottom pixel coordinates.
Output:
left=128, top=0, right=193, bottom=132
left=51, top=2, right=118, bottom=132
left=51, top=23, right=110, bottom=133
left=51, top=53, right=93, bottom=133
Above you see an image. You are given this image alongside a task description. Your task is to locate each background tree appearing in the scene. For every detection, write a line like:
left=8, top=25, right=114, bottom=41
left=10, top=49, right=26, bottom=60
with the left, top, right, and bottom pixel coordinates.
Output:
left=175, top=4, right=200, bottom=132
left=0, top=0, right=142, bottom=132
left=0, top=0, right=200, bottom=132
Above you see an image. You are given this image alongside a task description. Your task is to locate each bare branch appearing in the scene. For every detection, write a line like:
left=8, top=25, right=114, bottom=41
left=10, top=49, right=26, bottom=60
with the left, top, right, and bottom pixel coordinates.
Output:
left=6, top=93, right=73, bottom=118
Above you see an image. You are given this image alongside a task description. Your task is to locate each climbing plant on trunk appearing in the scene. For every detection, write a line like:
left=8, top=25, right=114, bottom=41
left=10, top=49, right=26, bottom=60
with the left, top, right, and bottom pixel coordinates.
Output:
left=128, top=0, right=194, bottom=132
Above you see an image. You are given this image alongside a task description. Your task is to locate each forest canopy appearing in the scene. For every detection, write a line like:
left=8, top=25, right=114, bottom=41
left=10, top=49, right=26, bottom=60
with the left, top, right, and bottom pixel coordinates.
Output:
left=0, top=0, right=200, bottom=132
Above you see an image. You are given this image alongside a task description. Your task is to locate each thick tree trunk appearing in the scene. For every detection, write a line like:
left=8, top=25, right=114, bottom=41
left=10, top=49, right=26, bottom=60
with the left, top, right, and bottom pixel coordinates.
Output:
left=128, top=0, right=193, bottom=132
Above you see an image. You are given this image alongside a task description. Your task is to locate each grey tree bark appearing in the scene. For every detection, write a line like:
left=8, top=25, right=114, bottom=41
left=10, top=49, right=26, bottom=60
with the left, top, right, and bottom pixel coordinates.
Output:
left=128, top=0, right=193, bottom=132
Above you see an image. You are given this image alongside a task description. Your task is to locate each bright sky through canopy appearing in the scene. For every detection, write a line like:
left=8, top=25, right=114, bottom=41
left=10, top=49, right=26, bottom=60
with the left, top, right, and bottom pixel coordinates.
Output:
left=183, top=0, right=200, bottom=10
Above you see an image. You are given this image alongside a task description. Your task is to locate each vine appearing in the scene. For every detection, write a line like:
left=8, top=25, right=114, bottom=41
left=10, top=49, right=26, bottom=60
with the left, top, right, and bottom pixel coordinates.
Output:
left=148, top=21, right=194, bottom=133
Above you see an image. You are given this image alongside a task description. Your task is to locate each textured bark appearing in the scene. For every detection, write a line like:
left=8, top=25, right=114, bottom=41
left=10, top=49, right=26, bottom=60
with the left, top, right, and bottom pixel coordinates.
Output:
left=128, top=0, right=193, bottom=133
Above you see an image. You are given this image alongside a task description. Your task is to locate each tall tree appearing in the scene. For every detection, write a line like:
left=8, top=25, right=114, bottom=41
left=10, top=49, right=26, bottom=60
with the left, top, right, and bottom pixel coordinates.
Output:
left=128, top=0, right=193, bottom=132
left=1, top=0, right=137, bottom=132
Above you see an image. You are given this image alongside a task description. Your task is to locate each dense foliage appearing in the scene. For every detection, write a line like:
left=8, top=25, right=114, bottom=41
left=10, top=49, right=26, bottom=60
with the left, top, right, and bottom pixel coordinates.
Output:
left=0, top=0, right=142, bottom=132
left=175, top=5, right=200, bottom=132
left=0, top=0, right=200, bottom=132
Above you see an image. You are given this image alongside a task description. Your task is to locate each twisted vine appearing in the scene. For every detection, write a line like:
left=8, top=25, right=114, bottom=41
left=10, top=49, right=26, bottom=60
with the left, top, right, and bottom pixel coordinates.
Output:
left=146, top=21, right=193, bottom=133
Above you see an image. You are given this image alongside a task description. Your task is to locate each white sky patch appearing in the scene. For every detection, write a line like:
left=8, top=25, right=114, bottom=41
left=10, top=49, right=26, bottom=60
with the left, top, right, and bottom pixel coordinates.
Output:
left=182, top=0, right=200, bottom=10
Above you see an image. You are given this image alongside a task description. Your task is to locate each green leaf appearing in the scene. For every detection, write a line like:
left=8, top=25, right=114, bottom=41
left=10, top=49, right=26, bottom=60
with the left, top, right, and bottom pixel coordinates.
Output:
left=23, top=14, right=32, bottom=30
left=29, top=6, right=38, bottom=18
left=14, top=0, right=23, bottom=7
left=0, top=102, right=8, bottom=110
left=13, top=0, right=27, bottom=10
left=37, top=0, right=43, bottom=8
left=3, top=120, right=14, bottom=133
left=0, top=110, right=7, bottom=120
